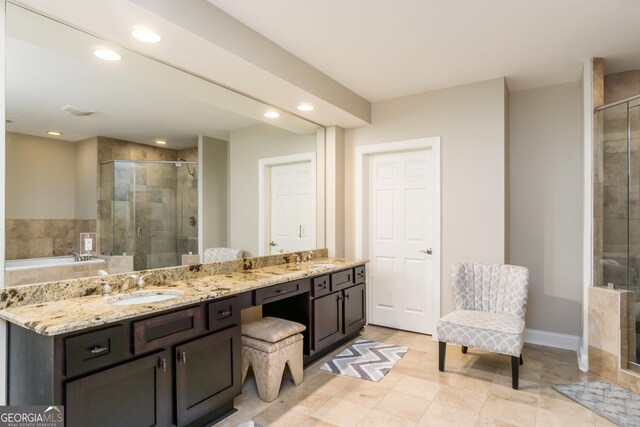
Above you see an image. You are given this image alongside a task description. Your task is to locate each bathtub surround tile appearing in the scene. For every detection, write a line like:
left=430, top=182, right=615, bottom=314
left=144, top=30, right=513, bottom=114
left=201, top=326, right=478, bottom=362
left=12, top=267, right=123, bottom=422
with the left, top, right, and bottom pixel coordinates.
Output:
left=5, top=219, right=97, bottom=260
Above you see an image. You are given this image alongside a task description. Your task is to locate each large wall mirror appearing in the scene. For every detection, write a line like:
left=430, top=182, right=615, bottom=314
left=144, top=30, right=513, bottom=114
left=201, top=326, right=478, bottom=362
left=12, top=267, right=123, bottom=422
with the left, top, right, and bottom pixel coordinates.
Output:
left=4, top=3, right=324, bottom=286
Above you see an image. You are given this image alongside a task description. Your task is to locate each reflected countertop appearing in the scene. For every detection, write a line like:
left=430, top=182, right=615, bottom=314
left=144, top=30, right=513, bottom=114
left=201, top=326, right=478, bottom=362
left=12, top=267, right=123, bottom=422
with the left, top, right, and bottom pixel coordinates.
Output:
left=0, top=257, right=367, bottom=336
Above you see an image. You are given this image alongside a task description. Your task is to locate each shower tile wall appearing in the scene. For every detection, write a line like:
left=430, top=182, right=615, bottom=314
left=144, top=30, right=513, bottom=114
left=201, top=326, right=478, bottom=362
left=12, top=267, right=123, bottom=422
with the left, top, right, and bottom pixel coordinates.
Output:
left=597, top=71, right=640, bottom=288
left=98, top=137, right=198, bottom=271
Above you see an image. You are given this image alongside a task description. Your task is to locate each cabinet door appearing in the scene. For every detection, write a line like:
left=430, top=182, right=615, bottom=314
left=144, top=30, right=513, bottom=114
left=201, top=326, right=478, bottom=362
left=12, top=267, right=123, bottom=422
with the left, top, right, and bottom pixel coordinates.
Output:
left=313, top=292, right=344, bottom=352
left=66, top=350, right=171, bottom=427
left=175, top=326, right=242, bottom=426
left=343, top=284, right=366, bottom=336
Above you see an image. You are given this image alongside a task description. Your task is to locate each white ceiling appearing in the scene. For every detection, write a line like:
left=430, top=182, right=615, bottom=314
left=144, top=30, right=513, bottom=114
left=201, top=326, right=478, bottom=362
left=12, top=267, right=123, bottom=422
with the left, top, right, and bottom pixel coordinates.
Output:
left=6, top=3, right=319, bottom=148
left=207, top=0, right=640, bottom=102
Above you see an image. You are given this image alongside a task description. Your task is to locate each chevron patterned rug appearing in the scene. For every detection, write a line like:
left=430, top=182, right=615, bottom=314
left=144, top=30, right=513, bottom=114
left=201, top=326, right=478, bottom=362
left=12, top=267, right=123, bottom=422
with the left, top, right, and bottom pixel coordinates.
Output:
left=320, top=339, right=409, bottom=382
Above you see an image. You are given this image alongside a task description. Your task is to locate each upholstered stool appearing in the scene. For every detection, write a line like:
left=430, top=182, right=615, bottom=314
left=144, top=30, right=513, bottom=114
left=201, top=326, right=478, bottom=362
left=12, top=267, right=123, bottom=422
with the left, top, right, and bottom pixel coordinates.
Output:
left=241, top=317, right=306, bottom=402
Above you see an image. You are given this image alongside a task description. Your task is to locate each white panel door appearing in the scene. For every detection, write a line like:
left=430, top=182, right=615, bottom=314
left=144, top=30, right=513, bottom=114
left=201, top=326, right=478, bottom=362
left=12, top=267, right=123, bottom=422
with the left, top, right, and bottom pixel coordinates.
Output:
left=269, top=161, right=315, bottom=254
left=368, top=150, right=434, bottom=334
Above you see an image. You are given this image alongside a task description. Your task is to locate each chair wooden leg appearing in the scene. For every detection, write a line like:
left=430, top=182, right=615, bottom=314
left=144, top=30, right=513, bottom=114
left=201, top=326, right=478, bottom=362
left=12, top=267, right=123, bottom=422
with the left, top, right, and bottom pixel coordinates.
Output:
left=438, top=341, right=446, bottom=372
left=520, top=355, right=523, bottom=366
left=461, top=346, right=468, bottom=354
left=511, top=356, right=519, bottom=390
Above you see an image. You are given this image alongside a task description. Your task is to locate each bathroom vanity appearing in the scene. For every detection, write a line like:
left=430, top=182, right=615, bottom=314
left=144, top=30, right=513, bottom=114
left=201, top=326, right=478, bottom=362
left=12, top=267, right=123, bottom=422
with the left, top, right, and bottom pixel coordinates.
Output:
left=1, top=259, right=366, bottom=427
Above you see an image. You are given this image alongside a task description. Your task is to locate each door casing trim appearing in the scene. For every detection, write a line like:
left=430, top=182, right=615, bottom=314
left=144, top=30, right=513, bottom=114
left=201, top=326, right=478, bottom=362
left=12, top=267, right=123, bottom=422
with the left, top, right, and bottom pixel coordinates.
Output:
left=258, top=152, right=317, bottom=256
left=354, top=137, right=441, bottom=337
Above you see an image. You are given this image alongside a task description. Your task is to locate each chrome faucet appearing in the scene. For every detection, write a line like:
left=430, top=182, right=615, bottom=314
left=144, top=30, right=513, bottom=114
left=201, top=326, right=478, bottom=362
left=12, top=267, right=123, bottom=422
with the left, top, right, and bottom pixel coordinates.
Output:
left=95, top=279, right=112, bottom=296
left=136, top=274, right=150, bottom=290
left=73, top=252, right=93, bottom=262
left=294, top=254, right=301, bottom=267
left=305, top=251, right=314, bottom=262
left=122, top=274, right=150, bottom=292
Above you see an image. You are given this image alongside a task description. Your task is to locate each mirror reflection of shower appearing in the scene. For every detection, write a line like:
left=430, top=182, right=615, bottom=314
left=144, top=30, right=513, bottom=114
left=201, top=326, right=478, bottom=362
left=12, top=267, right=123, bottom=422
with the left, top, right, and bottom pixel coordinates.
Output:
left=177, top=157, right=197, bottom=178
left=99, top=159, right=199, bottom=271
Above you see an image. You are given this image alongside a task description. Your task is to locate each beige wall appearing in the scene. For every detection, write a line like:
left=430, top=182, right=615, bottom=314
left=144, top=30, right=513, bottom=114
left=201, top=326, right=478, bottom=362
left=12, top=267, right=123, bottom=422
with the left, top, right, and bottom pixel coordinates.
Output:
left=200, top=136, right=229, bottom=251
left=345, top=77, right=508, bottom=317
left=75, top=136, right=98, bottom=219
left=229, top=124, right=317, bottom=256
left=510, top=82, right=583, bottom=336
left=6, top=132, right=76, bottom=219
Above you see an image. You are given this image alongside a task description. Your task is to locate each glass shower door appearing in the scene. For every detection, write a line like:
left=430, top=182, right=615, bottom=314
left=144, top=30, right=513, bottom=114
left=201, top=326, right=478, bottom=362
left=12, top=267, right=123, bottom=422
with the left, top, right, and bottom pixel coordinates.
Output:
left=131, top=162, right=178, bottom=271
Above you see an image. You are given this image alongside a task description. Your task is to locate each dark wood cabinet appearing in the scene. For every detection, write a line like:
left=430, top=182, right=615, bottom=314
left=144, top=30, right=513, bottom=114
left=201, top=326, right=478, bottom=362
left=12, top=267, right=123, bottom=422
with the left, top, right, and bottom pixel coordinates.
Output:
left=7, top=263, right=366, bottom=426
left=175, top=326, right=242, bottom=426
left=65, top=350, right=171, bottom=427
left=312, top=291, right=344, bottom=351
left=344, top=283, right=366, bottom=336
left=312, top=281, right=367, bottom=354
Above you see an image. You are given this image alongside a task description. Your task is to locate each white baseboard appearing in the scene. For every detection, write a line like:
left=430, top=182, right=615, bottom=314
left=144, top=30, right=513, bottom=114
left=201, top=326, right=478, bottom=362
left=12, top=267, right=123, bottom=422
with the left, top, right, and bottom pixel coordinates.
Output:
left=524, top=328, right=580, bottom=351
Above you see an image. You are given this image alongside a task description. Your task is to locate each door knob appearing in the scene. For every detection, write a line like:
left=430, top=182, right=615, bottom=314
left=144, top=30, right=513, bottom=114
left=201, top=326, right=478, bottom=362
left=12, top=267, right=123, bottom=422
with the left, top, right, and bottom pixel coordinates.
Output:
left=419, top=248, right=433, bottom=255
left=269, top=241, right=278, bottom=247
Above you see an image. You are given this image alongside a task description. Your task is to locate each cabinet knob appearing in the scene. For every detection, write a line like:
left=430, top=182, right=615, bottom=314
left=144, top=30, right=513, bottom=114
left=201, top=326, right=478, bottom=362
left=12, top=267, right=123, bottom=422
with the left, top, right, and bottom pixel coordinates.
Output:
left=345, top=293, right=350, bottom=300
left=337, top=294, right=343, bottom=301
left=219, top=309, right=232, bottom=317
left=178, top=351, right=187, bottom=364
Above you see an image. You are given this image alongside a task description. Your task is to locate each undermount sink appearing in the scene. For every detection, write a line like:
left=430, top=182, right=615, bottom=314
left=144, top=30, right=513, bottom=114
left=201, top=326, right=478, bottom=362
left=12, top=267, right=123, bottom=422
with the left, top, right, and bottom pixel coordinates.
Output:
left=107, top=290, right=183, bottom=306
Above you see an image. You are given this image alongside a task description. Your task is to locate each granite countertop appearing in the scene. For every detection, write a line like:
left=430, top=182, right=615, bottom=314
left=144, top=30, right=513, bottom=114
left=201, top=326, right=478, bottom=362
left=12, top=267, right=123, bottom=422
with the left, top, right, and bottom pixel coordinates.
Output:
left=0, top=258, right=366, bottom=336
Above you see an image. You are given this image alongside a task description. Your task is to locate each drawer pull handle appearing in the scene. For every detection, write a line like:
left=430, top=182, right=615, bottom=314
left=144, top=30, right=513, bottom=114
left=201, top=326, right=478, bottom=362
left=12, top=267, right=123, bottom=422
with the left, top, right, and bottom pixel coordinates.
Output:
left=89, top=346, right=108, bottom=355
left=219, top=309, right=232, bottom=317
left=158, top=357, right=167, bottom=372
left=318, top=284, right=327, bottom=290
left=276, top=289, right=288, bottom=294
left=178, top=351, right=187, bottom=364
left=345, top=293, right=350, bottom=300
left=337, top=294, right=343, bottom=301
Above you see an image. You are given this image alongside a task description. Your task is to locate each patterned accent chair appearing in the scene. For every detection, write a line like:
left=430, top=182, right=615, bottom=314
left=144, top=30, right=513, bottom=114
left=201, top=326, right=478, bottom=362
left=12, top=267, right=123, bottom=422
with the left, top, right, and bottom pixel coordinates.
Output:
left=203, top=247, right=243, bottom=263
left=436, top=263, right=529, bottom=389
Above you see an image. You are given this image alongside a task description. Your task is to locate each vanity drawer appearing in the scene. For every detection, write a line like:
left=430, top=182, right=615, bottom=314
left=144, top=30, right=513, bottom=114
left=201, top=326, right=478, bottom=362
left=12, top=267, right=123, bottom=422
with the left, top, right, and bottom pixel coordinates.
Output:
left=255, top=279, right=310, bottom=305
left=312, top=275, right=331, bottom=298
left=133, top=307, right=204, bottom=354
left=207, top=296, right=240, bottom=332
left=354, top=266, right=366, bottom=284
left=331, top=269, right=354, bottom=292
left=65, top=325, right=126, bottom=377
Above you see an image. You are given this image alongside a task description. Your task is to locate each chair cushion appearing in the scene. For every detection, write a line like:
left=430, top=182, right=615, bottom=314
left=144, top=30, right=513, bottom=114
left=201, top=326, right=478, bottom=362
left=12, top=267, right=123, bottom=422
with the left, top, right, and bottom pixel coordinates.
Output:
left=242, top=317, right=306, bottom=343
left=436, top=310, right=525, bottom=357
left=242, top=333, right=303, bottom=353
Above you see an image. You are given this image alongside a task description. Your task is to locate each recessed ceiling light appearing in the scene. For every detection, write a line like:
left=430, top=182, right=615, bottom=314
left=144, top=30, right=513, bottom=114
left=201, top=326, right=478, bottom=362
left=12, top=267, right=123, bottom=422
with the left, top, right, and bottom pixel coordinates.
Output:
left=297, top=103, right=314, bottom=112
left=131, top=28, right=161, bottom=43
left=264, top=111, right=280, bottom=118
left=93, top=48, right=122, bottom=62
left=47, top=131, right=62, bottom=136
left=155, top=139, right=167, bottom=145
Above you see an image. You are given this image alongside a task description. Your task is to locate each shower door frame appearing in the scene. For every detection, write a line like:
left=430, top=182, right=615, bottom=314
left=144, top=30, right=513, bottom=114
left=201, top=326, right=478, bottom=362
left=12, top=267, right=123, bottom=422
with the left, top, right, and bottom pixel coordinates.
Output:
left=595, top=94, right=640, bottom=373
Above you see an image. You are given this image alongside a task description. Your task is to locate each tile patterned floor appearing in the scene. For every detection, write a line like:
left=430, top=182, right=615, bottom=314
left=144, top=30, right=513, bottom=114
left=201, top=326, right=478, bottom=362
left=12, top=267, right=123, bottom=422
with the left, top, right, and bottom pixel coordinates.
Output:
left=218, top=325, right=617, bottom=427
